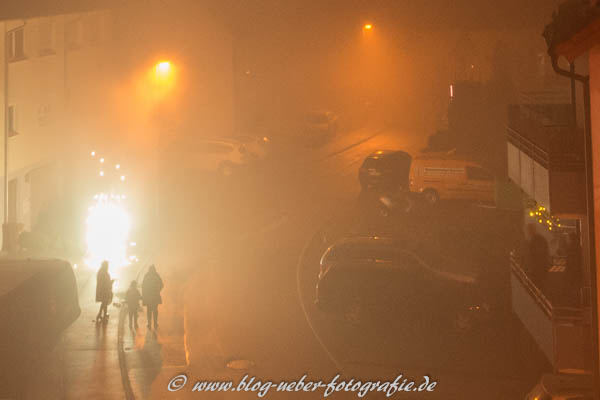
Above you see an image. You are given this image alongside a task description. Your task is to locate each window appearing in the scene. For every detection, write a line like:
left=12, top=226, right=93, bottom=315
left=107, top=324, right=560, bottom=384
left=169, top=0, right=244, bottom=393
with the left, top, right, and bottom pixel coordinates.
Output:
left=8, top=105, right=18, bottom=137
left=466, top=166, right=493, bottom=181
left=7, top=27, right=25, bottom=61
left=37, top=19, right=56, bottom=56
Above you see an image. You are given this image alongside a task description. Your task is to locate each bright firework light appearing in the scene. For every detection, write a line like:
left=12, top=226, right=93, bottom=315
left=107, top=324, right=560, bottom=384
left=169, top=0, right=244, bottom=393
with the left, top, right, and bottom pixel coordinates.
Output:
left=85, top=152, right=136, bottom=279
left=85, top=193, right=131, bottom=276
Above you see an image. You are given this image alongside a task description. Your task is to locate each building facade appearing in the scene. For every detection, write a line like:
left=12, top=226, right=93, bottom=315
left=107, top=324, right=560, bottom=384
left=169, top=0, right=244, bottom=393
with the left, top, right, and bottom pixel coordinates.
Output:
left=0, top=4, right=235, bottom=253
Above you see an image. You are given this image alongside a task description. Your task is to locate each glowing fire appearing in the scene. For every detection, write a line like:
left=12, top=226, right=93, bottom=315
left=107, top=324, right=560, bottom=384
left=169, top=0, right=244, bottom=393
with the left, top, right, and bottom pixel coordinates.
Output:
left=85, top=193, right=131, bottom=275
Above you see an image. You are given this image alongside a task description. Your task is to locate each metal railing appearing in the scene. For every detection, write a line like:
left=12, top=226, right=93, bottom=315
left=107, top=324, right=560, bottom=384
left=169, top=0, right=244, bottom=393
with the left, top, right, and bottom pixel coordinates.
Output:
left=507, top=104, right=584, bottom=169
left=510, top=252, right=585, bottom=322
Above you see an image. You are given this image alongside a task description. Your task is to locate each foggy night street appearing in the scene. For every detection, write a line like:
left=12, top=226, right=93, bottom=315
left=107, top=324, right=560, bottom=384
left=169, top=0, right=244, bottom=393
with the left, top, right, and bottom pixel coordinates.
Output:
left=1, top=1, right=599, bottom=399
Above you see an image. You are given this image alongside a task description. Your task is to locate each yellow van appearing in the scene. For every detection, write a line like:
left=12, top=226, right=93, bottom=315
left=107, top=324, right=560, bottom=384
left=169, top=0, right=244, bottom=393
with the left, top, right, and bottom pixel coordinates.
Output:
left=408, top=153, right=495, bottom=204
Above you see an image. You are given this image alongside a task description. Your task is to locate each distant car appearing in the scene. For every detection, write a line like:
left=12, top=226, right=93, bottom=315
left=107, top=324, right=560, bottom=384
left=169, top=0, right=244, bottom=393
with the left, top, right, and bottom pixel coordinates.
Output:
left=303, top=111, right=339, bottom=144
left=315, top=236, right=488, bottom=332
left=186, top=138, right=249, bottom=176
left=226, top=134, right=270, bottom=161
left=358, top=150, right=412, bottom=192
left=524, top=374, right=592, bottom=400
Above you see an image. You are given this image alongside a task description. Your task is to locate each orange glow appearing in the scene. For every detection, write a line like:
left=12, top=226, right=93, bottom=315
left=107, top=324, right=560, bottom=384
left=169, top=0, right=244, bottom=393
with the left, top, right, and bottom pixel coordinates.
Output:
left=152, top=60, right=176, bottom=89
left=364, top=23, right=373, bottom=30
left=138, top=59, right=178, bottom=106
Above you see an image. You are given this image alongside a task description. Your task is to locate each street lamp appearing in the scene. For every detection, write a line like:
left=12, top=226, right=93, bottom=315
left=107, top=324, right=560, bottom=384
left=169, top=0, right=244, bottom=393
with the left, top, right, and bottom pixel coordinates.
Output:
left=362, top=22, right=374, bottom=38
left=154, top=60, right=174, bottom=83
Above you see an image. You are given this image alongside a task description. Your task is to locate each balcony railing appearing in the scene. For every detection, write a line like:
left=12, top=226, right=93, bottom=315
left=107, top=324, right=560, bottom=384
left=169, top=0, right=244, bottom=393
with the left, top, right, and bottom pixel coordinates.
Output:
left=506, top=100, right=586, bottom=216
left=507, top=104, right=583, bottom=168
left=510, top=252, right=590, bottom=372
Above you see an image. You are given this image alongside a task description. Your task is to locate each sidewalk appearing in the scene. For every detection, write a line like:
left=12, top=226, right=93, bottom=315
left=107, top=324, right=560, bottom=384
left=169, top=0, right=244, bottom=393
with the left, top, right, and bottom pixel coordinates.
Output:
left=56, top=261, right=163, bottom=399
left=60, top=265, right=126, bottom=399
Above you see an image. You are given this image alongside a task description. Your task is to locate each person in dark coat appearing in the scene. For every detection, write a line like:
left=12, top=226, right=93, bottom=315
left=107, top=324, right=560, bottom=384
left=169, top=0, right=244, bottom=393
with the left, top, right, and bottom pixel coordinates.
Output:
left=526, top=224, right=549, bottom=289
left=142, top=265, right=163, bottom=329
left=125, top=280, right=142, bottom=329
left=96, top=261, right=114, bottom=322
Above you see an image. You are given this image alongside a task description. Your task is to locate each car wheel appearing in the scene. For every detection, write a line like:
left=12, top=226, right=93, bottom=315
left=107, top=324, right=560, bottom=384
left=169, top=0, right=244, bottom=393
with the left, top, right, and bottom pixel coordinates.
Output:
left=423, top=189, right=439, bottom=205
left=218, top=162, right=234, bottom=177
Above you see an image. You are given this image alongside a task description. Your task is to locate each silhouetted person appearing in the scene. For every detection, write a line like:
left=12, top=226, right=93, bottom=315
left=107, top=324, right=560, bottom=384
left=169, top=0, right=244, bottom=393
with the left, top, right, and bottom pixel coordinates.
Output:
left=142, top=265, right=163, bottom=329
left=125, top=280, right=142, bottom=329
left=96, top=261, right=114, bottom=322
left=526, top=224, right=549, bottom=288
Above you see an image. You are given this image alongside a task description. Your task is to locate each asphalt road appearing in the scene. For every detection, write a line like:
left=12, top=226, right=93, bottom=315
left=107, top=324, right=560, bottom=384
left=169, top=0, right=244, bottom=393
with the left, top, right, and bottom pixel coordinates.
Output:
left=143, top=126, right=549, bottom=399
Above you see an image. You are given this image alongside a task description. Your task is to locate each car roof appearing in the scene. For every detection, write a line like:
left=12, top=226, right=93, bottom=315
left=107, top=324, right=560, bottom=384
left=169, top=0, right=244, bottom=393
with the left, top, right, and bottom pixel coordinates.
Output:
left=196, top=138, right=238, bottom=146
left=414, top=152, right=480, bottom=163
left=225, top=135, right=261, bottom=143
left=326, top=237, right=475, bottom=284
left=330, top=236, right=397, bottom=246
left=366, top=150, right=412, bottom=159
left=0, top=258, right=70, bottom=297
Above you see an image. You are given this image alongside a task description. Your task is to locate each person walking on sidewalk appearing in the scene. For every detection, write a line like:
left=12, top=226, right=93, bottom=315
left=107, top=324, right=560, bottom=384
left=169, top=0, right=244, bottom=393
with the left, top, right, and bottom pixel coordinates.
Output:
left=142, top=265, right=163, bottom=329
left=96, top=261, right=114, bottom=322
left=125, top=280, right=142, bottom=329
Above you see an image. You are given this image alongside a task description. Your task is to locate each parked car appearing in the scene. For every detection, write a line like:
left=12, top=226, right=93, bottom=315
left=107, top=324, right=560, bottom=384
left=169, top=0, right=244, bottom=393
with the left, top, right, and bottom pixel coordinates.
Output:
left=408, top=152, right=495, bottom=205
left=358, top=150, right=412, bottom=192
left=0, top=259, right=80, bottom=394
left=302, top=111, right=339, bottom=145
left=185, top=138, right=249, bottom=176
left=225, top=134, right=270, bottom=161
left=315, top=236, right=488, bottom=332
left=524, top=374, right=592, bottom=400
